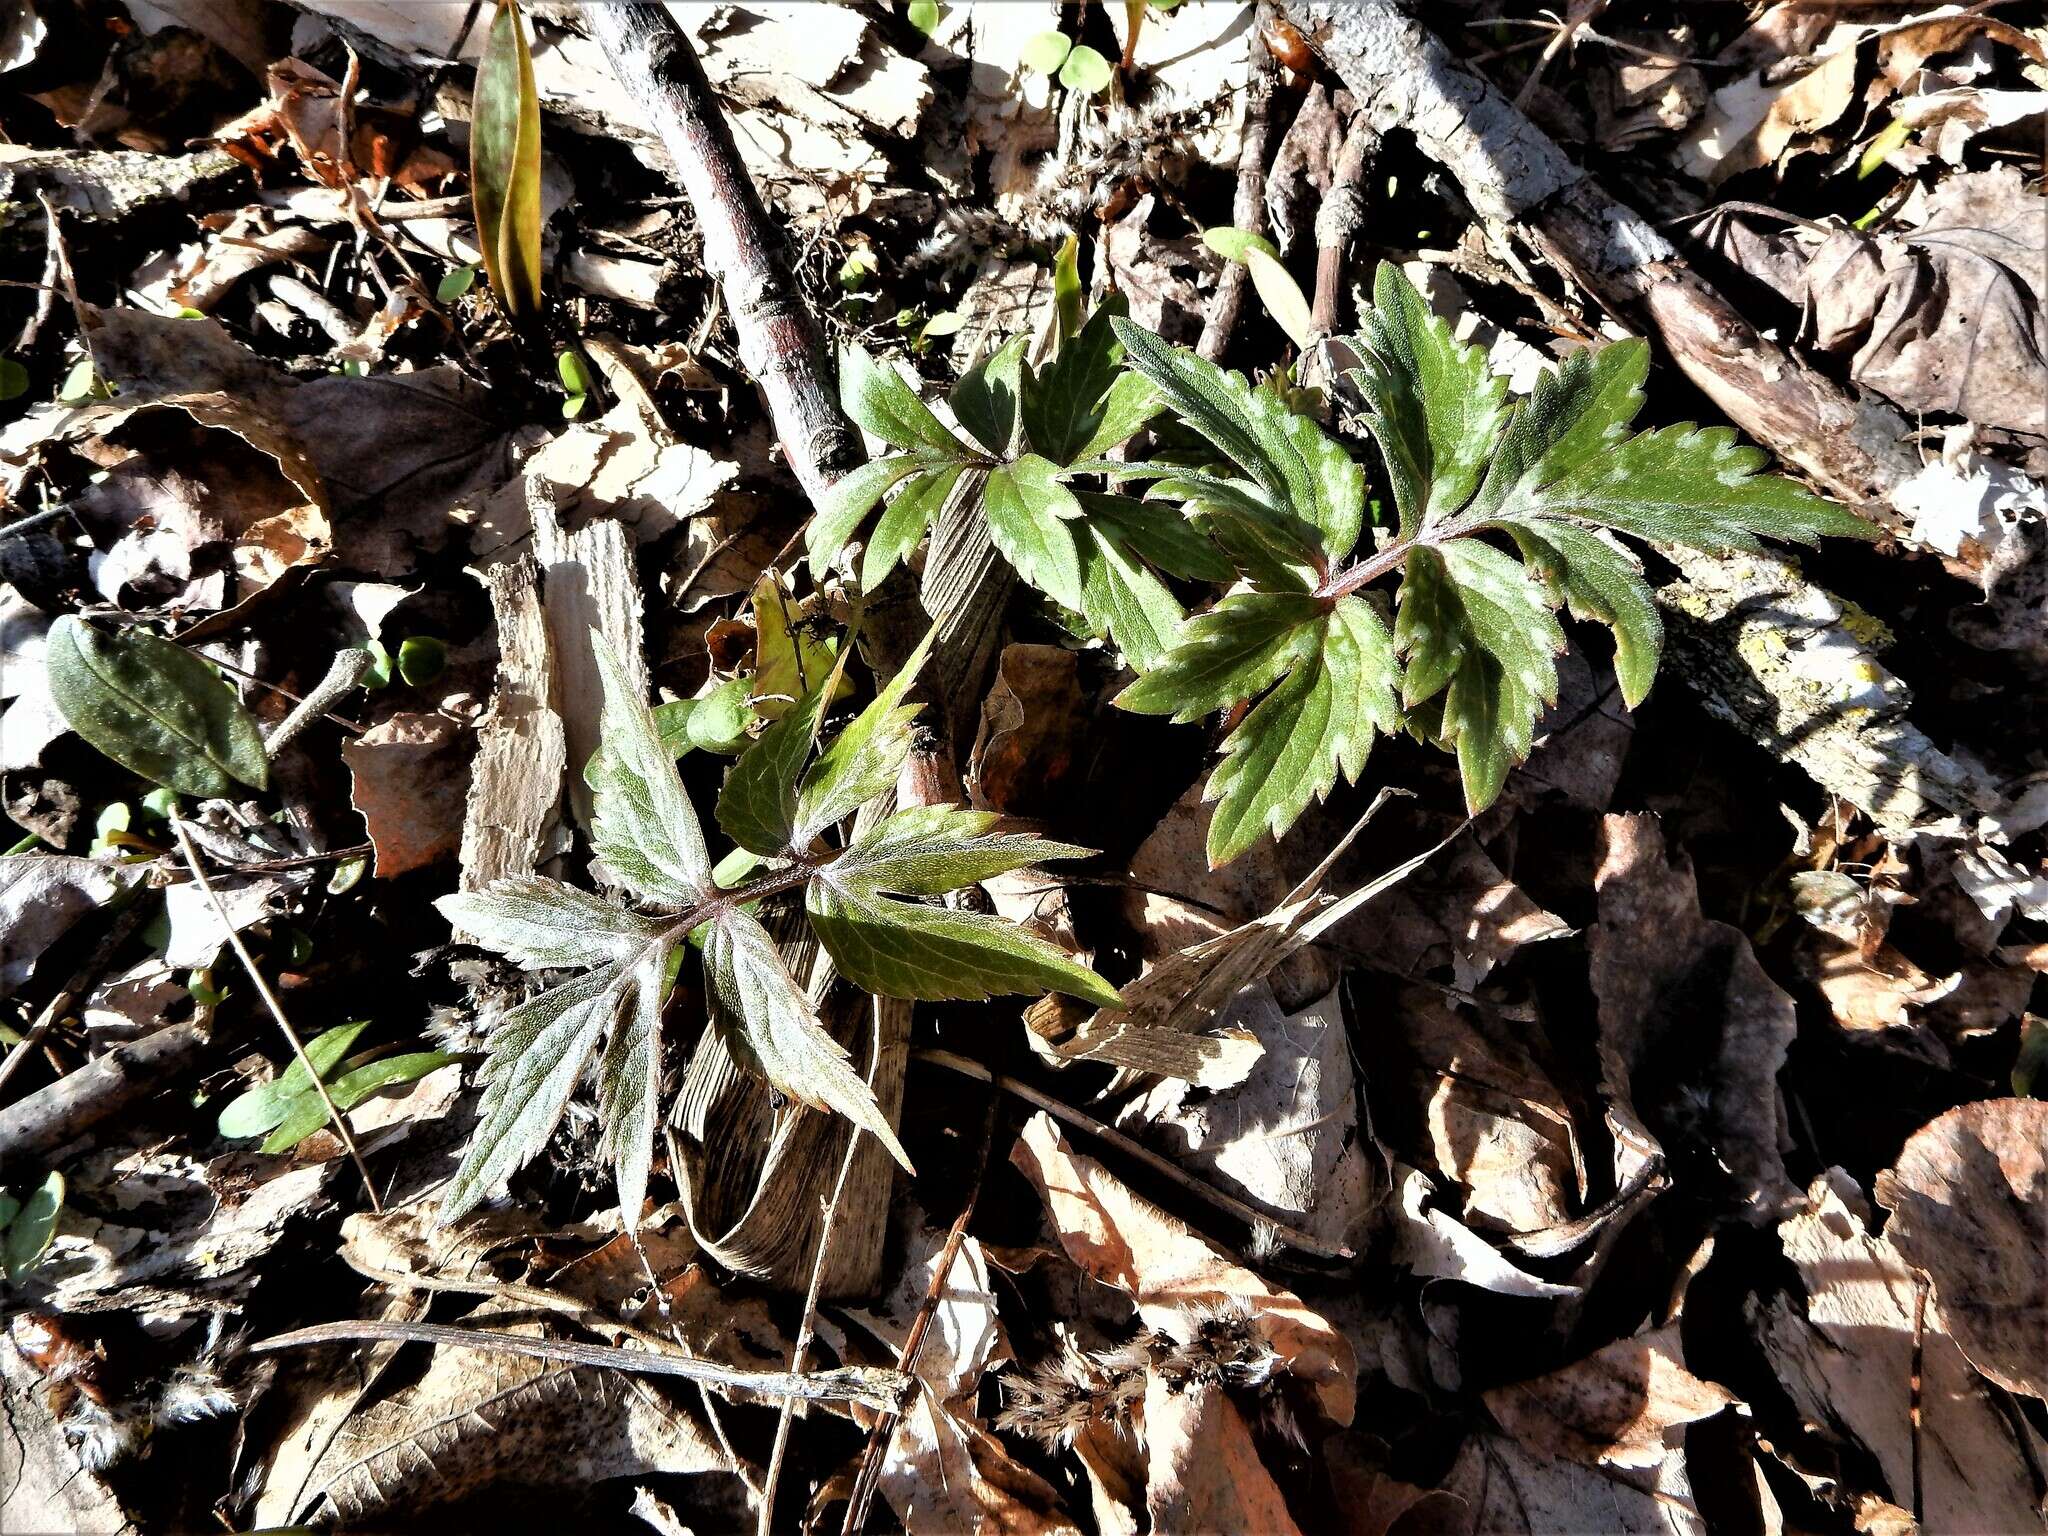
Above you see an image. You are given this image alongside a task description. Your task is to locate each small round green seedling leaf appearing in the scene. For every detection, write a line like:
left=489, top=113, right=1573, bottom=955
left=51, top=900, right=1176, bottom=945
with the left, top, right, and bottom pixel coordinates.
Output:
left=1202, top=226, right=1279, bottom=264
left=58, top=358, right=111, bottom=404
left=919, top=310, right=968, bottom=343
left=1058, top=43, right=1112, bottom=94
left=908, top=0, right=939, bottom=35
left=396, top=636, right=447, bottom=688
left=437, top=264, right=479, bottom=303
left=1021, top=29, right=1073, bottom=74
left=557, top=348, right=594, bottom=396
left=361, top=637, right=393, bottom=690
left=138, top=787, right=179, bottom=821
left=47, top=616, right=269, bottom=798
left=0, top=358, right=28, bottom=402
left=2, top=1171, right=64, bottom=1283
left=328, top=853, right=369, bottom=895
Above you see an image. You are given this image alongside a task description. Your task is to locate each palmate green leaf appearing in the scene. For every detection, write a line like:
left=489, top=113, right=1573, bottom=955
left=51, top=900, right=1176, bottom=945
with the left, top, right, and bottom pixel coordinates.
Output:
left=1348, top=261, right=1508, bottom=536
left=47, top=616, right=268, bottom=798
left=1397, top=543, right=1563, bottom=814
left=950, top=336, right=1028, bottom=456
left=1202, top=597, right=1399, bottom=867
left=810, top=455, right=929, bottom=577
left=718, top=679, right=832, bottom=857
left=1022, top=293, right=1159, bottom=465
left=1505, top=521, right=1662, bottom=708
left=1113, top=318, right=1363, bottom=570
left=808, top=812, right=1122, bottom=1008
left=1079, top=521, right=1184, bottom=673
left=840, top=342, right=967, bottom=457
left=863, top=462, right=966, bottom=589
left=586, top=645, right=713, bottom=908
left=984, top=453, right=1087, bottom=611
left=703, top=905, right=910, bottom=1170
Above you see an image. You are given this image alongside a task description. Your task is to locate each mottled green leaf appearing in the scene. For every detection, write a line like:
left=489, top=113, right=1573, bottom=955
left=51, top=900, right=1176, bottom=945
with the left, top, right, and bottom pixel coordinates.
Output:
left=839, top=342, right=965, bottom=456
left=719, top=673, right=833, bottom=857
left=863, top=462, right=966, bottom=590
left=792, top=625, right=936, bottom=848
left=47, top=616, right=268, bottom=798
left=1116, top=591, right=1324, bottom=722
left=950, top=336, right=1029, bottom=455
left=810, top=454, right=927, bottom=577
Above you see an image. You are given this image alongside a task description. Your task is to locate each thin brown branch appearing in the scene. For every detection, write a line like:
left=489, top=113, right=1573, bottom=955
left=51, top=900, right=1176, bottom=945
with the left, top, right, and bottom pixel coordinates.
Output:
left=1198, top=7, right=1287, bottom=365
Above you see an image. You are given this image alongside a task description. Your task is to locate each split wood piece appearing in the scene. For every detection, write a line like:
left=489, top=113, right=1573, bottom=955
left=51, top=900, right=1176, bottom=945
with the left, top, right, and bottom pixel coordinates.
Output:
left=1280, top=0, right=1922, bottom=516
left=585, top=4, right=859, bottom=510
left=455, top=554, right=567, bottom=908
left=0, top=1021, right=217, bottom=1176
left=1197, top=9, right=1287, bottom=365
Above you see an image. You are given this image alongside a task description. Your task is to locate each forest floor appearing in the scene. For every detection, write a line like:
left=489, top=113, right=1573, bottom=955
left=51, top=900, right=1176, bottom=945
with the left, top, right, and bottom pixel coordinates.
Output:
left=0, top=2, right=2044, bottom=1533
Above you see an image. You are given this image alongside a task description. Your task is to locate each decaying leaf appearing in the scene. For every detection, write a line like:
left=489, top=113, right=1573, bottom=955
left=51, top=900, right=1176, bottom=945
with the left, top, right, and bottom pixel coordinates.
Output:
left=1872, top=1097, right=2047, bottom=1400
left=1010, top=1111, right=1356, bottom=1425
left=1483, top=1322, right=1738, bottom=1471
left=1591, top=813, right=1797, bottom=1222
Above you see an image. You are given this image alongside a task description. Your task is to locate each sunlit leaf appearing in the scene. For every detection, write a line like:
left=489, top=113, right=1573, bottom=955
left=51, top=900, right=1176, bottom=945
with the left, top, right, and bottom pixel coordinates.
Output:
left=471, top=0, right=543, bottom=319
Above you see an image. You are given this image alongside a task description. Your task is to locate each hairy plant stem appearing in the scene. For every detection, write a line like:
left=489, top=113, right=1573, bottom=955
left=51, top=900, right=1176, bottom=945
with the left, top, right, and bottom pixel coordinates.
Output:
left=1314, top=515, right=1480, bottom=603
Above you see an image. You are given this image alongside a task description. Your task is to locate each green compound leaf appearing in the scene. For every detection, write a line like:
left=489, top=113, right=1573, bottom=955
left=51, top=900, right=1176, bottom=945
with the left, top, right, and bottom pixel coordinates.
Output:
left=984, top=453, right=1087, bottom=612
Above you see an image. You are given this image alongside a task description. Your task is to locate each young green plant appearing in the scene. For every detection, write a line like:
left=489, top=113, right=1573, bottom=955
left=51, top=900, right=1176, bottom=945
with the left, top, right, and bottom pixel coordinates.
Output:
left=438, top=629, right=1120, bottom=1229
left=1111, top=261, right=1874, bottom=865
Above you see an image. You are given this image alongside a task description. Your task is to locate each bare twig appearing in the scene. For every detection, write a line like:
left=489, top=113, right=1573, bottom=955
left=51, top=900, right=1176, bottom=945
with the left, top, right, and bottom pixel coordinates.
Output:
left=0, top=903, right=149, bottom=1100
left=0, top=1022, right=218, bottom=1176
left=1512, top=0, right=1612, bottom=108
left=841, top=1090, right=997, bottom=1536
left=584, top=3, right=859, bottom=509
left=1310, top=116, right=1377, bottom=339
left=250, top=1319, right=912, bottom=1409
left=1198, top=7, right=1286, bottom=364
left=168, top=815, right=382, bottom=1212
left=916, top=1048, right=1354, bottom=1261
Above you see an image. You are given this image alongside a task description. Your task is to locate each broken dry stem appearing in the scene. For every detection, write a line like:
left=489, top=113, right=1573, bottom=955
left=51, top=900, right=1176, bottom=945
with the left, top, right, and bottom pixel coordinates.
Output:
left=250, top=1319, right=913, bottom=1410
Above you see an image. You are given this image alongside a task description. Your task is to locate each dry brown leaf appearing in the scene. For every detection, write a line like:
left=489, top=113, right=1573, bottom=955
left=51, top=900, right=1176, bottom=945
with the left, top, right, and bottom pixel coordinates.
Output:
left=969, top=644, right=1089, bottom=817
left=1399, top=986, right=1583, bottom=1238
left=1124, top=984, right=1374, bottom=1250
left=343, top=710, right=472, bottom=878
left=1804, top=166, right=2047, bottom=438
left=0, top=854, right=137, bottom=1000
left=1010, top=1111, right=1357, bottom=1424
left=1757, top=1170, right=2047, bottom=1531
left=1324, top=1431, right=1466, bottom=1536
left=1591, top=814, right=1797, bottom=1222
left=1483, top=1322, right=1737, bottom=1471
left=1388, top=1165, right=1579, bottom=1301
left=1439, top=1431, right=1671, bottom=1535
left=1872, top=1098, right=2047, bottom=1400
left=1141, top=1377, right=1302, bottom=1535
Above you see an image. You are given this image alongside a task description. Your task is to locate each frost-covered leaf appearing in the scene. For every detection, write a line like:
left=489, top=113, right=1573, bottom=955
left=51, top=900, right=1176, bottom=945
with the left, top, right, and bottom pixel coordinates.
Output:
left=437, top=877, right=669, bottom=970
left=47, top=616, right=268, bottom=798
left=438, top=961, right=632, bottom=1225
left=586, top=645, right=712, bottom=909
left=702, top=905, right=910, bottom=1170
